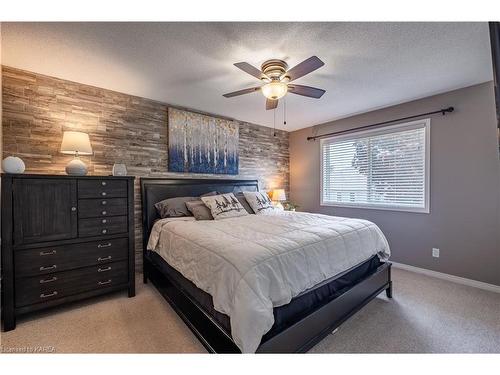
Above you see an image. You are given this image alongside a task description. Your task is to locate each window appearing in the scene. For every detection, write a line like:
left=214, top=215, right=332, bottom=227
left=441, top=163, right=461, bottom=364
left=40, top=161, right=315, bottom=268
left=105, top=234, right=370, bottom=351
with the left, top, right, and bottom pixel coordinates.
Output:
left=320, top=119, right=430, bottom=213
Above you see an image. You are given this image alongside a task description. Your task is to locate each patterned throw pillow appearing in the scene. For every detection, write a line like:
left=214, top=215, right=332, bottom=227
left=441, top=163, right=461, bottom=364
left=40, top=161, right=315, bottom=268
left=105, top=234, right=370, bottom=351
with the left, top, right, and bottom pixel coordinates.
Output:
left=243, top=191, right=277, bottom=214
left=200, top=193, right=249, bottom=220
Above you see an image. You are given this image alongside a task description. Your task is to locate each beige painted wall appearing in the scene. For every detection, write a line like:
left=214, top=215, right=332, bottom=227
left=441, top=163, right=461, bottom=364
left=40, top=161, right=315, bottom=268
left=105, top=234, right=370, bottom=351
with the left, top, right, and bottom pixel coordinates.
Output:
left=290, top=82, right=500, bottom=286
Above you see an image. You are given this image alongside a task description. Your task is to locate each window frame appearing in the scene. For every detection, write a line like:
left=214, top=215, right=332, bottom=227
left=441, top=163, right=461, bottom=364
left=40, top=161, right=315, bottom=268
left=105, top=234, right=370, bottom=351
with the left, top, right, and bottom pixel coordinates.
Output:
left=320, top=118, right=431, bottom=213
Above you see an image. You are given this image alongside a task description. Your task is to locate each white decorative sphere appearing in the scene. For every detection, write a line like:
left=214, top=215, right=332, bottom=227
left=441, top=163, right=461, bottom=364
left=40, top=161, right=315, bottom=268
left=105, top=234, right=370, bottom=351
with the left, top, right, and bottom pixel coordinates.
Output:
left=2, top=156, right=26, bottom=174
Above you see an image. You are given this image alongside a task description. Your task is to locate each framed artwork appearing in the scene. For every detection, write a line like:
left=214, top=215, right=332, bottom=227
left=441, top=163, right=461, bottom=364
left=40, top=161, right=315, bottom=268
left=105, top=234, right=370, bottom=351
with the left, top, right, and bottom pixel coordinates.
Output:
left=168, top=108, right=239, bottom=174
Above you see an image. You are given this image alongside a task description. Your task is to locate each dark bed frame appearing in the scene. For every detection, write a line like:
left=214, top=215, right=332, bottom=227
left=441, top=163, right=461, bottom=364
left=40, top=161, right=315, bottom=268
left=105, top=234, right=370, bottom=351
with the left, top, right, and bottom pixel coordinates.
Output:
left=140, top=177, right=392, bottom=353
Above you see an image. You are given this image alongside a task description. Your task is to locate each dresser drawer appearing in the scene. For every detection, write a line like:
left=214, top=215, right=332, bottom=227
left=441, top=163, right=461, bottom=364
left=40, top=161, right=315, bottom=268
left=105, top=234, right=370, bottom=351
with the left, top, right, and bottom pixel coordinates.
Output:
left=79, top=216, right=128, bottom=237
left=15, top=261, right=128, bottom=307
left=15, top=238, right=128, bottom=277
left=78, top=198, right=127, bottom=218
left=78, top=179, right=127, bottom=199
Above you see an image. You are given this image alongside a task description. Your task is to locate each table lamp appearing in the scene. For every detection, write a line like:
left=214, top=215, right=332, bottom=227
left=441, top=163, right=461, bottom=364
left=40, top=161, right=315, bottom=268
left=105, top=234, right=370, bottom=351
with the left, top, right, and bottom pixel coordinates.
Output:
left=60, top=131, right=93, bottom=175
left=271, top=188, right=286, bottom=210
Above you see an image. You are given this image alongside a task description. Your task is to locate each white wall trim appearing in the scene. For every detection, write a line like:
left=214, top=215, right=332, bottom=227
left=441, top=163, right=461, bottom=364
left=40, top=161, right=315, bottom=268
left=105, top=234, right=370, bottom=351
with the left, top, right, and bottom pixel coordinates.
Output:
left=391, top=262, right=500, bottom=294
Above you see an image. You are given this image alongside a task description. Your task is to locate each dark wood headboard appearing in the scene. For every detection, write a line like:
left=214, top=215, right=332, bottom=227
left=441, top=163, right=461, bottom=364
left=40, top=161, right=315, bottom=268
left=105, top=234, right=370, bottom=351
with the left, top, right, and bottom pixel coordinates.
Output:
left=140, top=177, right=259, bottom=254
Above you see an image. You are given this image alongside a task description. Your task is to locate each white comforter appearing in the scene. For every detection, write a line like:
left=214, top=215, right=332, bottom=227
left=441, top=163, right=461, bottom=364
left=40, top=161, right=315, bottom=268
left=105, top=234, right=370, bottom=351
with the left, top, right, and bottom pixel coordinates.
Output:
left=148, top=211, right=390, bottom=353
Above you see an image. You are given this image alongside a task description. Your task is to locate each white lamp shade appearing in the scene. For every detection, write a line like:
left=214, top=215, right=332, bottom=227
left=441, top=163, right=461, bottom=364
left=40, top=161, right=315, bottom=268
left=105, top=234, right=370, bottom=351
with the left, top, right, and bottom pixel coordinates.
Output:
left=60, top=131, right=93, bottom=155
left=271, top=189, right=286, bottom=201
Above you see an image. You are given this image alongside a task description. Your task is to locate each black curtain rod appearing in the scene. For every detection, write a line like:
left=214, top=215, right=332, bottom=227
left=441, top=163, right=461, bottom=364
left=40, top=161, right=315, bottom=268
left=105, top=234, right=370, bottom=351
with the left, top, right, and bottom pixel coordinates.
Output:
left=306, top=107, right=455, bottom=141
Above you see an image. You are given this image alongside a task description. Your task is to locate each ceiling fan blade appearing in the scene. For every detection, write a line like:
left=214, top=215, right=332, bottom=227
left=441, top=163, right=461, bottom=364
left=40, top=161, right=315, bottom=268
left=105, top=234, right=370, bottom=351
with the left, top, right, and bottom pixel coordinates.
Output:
left=266, top=98, right=278, bottom=110
left=223, top=87, right=261, bottom=98
left=234, top=62, right=269, bottom=81
left=283, top=56, right=325, bottom=82
left=288, top=84, right=326, bottom=98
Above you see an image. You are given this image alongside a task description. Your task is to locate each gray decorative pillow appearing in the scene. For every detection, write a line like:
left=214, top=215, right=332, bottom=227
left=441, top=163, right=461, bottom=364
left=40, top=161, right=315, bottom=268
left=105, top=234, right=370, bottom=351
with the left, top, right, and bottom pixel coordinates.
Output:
left=200, top=193, right=249, bottom=220
left=154, top=191, right=218, bottom=218
left=235, top=192, right=255, bottom=214
left=155, top=196, right=197, bottom=218
left=243, top=191, right=277, bottom=214
left=186, top=200, right=214, bottom=220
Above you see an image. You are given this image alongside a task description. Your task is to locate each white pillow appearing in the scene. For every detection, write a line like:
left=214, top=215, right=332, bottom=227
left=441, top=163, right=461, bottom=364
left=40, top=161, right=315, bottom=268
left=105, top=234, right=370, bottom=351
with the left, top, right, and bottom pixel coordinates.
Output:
left=200, top=193, right=249, bottom=220
left=242, top=191, right=278, bottom=215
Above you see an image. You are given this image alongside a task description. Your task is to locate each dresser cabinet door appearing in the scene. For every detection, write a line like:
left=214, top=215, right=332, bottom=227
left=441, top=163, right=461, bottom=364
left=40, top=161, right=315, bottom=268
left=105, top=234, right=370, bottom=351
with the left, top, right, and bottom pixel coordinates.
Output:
left=13, top=178, right=77, bottom=245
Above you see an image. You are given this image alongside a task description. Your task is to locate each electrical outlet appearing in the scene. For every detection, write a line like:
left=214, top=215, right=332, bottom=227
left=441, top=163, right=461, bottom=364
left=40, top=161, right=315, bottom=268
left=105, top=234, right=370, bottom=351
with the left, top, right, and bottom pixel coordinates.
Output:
left=432, top=248, right=440, bottom=258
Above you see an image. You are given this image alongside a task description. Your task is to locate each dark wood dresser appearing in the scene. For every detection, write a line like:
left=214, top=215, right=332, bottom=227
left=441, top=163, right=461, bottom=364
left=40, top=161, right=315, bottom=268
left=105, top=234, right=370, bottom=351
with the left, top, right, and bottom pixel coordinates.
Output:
left=1, top=174, right=135, bottom=331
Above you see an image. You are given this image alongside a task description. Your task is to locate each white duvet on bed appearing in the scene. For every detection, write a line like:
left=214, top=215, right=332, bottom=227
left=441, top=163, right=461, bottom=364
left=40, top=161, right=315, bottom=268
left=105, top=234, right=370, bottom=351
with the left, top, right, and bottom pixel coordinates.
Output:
left=148, top=211, right=390, bottom=353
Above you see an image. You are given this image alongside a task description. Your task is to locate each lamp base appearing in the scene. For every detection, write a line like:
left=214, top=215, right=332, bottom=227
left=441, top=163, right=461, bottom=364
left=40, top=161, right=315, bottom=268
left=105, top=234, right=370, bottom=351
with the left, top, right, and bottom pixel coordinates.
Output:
left=273, top=202, right=284, bottom=210
left=65, top=157, right=88, bottom=176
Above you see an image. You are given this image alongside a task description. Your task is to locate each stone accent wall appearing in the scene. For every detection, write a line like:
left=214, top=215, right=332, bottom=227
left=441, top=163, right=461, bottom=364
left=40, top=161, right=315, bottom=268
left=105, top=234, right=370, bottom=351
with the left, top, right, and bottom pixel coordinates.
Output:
left=2, top=66, right=289, bottom=267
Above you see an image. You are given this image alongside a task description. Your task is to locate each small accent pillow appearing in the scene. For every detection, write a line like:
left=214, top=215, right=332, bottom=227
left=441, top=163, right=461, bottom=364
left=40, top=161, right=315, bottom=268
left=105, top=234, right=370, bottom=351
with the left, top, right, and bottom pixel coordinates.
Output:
left=243, top=191, right=277, bottom=214
left=186, top=200, right=214, bottom=220
left=234, top=192, right=255, bottom=214
left=200, top=193, right=249, bottom=220
left=155, top=196, right=197, bottom=218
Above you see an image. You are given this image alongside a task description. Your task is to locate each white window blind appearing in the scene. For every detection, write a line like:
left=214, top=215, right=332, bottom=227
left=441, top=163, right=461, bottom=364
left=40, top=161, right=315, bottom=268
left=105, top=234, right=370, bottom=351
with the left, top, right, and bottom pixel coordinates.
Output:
left=320, top=119, right=430, bottom=213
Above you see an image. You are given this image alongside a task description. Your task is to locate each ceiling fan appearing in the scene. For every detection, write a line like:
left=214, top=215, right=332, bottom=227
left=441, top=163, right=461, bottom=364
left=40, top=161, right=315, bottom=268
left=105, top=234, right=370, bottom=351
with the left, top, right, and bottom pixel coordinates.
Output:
left=223, top=56, right=326, bottom=110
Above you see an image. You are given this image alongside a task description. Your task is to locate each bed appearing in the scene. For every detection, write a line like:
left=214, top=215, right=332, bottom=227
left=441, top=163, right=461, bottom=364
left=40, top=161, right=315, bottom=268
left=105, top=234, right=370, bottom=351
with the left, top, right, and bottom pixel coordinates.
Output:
left=141, top=178, right=392, bottom=353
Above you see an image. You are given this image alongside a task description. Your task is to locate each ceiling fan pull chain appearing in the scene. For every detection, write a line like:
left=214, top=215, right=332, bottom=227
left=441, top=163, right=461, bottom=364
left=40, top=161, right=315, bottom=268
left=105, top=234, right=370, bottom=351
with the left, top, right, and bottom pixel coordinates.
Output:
left=273, top=108, right=276, bottom=137
left=283, top=97, right=287, bottom=126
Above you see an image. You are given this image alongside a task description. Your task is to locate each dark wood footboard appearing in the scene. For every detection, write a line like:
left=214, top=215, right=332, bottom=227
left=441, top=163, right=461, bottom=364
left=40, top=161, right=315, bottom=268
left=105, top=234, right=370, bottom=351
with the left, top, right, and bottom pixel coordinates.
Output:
left=257, top=262, right=392, bottom=353
left=144, top=252, right=391, bottom=353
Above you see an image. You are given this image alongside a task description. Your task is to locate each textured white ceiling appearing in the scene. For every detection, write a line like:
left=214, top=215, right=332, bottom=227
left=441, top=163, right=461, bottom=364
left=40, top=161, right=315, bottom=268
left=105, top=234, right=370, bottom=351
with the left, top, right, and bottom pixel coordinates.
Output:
left=1, top=22, right=493, bottom=131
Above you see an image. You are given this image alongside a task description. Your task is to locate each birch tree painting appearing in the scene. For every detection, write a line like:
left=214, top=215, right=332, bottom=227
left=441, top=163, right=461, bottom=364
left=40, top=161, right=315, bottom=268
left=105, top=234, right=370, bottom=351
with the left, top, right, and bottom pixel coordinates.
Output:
left=168, top=108, right=239, bottom=174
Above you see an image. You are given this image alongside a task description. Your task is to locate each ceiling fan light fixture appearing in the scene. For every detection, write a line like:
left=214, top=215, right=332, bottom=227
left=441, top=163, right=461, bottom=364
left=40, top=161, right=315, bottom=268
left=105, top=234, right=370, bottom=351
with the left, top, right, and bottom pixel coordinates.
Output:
left=261, top=81, right=288, bottom=100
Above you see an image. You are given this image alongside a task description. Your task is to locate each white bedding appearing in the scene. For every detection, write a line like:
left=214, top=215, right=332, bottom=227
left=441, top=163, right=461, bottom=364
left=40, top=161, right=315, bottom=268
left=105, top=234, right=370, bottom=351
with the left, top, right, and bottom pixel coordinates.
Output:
left=147, top=211, right=390, bottom=353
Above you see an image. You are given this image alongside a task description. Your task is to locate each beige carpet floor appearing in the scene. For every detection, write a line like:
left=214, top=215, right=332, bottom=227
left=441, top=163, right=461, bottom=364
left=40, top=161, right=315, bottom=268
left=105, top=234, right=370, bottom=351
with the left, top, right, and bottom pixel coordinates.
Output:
left=1, top=268, right=499, bottom=353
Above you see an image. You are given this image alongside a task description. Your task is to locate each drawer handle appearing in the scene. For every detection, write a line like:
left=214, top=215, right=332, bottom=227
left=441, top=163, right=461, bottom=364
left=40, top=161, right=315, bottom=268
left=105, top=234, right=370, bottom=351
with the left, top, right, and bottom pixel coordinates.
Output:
left=102, top=219, right=107, bottom=224
left=40, top=276, right=58, bottom=284
left=102, top=200, right=107, bottom=205
left=40, top=250, right=56, bottom=256
left=98, top=266, right=112, bottom=272
left=98, top=256, right=112, bottom=261
left=40, top=265, right=57, bottom=271
left=98, top=279, right=112, bottom=286
left=97, top=242, right=112, bottom=248
left=40, top=291, right=58, bottom=298
left=71, top=206, right=77, bottom=212
left=102, top=229, right=108, bottom=234
left=101, top=192, right=107, bottom=196
left=102, top=211, right=107, bottom=215
left=101, top=181, right=107, bottom=186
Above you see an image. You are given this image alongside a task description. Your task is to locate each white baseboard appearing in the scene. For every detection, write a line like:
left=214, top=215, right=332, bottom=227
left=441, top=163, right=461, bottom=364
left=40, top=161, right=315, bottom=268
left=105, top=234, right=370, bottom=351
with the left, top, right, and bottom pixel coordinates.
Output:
left=391, top=262, right=500, bottom=294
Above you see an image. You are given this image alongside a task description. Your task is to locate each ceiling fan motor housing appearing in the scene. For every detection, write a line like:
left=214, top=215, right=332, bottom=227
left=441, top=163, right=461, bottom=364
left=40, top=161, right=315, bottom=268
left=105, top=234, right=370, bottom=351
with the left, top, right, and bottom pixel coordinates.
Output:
left=261, top=59, right=288, bottom=80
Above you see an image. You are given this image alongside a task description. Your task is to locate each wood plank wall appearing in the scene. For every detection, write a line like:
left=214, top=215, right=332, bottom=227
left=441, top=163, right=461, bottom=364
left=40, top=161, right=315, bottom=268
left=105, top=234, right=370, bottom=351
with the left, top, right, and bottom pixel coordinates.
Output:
left=2, top=66, right=290, bottom=267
